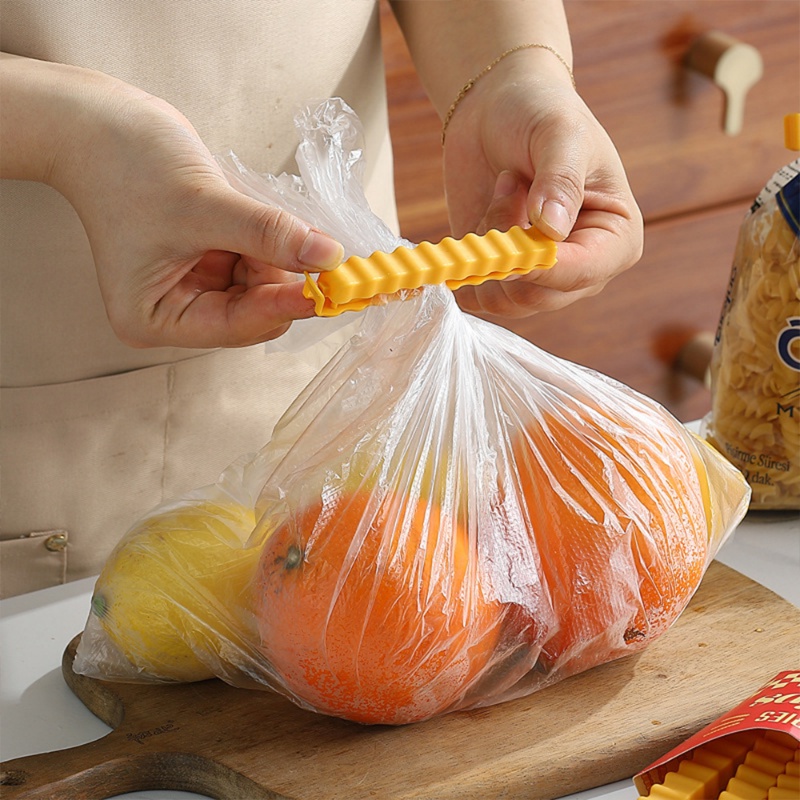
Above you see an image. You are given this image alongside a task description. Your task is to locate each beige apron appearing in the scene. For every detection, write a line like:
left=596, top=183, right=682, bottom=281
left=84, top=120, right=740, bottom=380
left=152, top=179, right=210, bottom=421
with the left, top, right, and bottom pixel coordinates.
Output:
left=0, top=0, right=399, bottom=597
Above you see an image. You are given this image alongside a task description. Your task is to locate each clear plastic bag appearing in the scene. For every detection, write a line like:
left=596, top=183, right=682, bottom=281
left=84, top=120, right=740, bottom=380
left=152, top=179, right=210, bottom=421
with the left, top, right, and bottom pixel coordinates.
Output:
left=74, top=99, right=751, bottom=725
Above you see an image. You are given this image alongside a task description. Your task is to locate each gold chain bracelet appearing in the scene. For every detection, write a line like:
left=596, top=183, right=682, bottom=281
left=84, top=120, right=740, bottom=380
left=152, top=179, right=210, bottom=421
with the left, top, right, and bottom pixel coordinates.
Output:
left=441, top=43, right=576, bottom=146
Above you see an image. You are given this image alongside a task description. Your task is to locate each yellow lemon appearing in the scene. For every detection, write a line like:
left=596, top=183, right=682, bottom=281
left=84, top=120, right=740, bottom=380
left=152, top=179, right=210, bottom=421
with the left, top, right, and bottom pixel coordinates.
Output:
left=688, top=432, right=751, bottom=551
left=91, top=500, right=259, bottom=682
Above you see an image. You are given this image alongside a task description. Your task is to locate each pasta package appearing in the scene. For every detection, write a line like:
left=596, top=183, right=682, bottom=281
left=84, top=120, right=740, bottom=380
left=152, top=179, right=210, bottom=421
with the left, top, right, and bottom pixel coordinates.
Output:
left=703, top=140, right=800, bottom=509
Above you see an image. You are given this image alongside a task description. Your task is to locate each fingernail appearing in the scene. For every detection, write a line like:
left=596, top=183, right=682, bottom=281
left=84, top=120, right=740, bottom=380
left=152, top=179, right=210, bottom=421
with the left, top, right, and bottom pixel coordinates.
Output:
left=299, top=230, right=344, bottom=270
left=540, top=200, right=571, bottom=238
left=493, top=171, right=518, bottom=199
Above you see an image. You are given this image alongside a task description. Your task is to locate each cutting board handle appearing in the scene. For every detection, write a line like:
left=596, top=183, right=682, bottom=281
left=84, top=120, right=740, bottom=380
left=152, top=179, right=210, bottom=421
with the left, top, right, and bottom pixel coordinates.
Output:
left=0, top=738, right=188, bottom=799
left=0, top=636, right=284, bottom=800
left=0, top=738, right=278, bottom=799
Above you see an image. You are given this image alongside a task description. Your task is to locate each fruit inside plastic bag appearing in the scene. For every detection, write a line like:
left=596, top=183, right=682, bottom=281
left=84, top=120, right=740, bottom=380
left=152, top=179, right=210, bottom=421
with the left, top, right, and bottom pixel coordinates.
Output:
left=74, top=99, right=751, bottom=726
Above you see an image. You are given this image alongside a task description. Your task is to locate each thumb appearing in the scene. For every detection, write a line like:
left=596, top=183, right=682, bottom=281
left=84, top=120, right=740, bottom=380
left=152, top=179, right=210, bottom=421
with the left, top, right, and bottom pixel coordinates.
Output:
left=527, top=138, right=588, bottom=241
left=207, top=187, right=344, bottom=274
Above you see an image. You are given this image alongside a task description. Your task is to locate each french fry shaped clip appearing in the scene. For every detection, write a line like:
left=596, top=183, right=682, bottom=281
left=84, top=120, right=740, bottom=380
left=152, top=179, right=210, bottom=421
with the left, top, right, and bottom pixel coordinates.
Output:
left=303, top=225, right=558, bottom=317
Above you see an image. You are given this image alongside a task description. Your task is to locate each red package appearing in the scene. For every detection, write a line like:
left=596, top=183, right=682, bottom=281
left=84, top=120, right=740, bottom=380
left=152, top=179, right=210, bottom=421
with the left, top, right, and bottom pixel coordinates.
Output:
left=635, top=670, right=800, bottom=797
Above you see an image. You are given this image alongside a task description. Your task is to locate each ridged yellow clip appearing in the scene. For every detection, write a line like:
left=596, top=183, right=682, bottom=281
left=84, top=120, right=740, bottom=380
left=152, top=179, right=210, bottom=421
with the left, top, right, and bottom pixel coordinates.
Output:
left=303, top=225, right=557, bottom=317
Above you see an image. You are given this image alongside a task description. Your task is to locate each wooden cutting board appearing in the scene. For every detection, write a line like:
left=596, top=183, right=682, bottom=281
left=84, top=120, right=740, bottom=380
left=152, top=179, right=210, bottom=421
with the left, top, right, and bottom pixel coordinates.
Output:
left=1, top=561, right=797, bottom=800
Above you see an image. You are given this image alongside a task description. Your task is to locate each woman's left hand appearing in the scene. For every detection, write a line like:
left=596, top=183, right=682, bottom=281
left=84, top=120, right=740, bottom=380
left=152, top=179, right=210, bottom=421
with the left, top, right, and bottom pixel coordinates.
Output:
left=443, top=57, right=643, bottom=318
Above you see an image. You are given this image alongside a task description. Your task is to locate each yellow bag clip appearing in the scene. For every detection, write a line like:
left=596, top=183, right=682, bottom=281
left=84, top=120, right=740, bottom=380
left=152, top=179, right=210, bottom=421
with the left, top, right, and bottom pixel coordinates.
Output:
left=303, top=226, right=557, bottom=317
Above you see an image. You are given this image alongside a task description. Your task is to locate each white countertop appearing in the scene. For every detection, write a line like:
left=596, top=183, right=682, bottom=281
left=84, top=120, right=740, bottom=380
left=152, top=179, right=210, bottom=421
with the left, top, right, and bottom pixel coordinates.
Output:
left=1, top=510, right=798, bottom=800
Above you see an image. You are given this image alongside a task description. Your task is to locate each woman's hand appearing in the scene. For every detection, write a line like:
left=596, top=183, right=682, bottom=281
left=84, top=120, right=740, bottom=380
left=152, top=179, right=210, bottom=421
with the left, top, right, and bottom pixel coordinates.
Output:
left=443, top=52, right=643, bottom=319
left=2, top=55, right=343, bottom=348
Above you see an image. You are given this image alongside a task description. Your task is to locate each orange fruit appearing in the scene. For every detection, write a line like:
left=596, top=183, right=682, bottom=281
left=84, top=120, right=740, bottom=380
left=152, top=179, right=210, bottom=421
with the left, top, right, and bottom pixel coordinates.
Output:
left=254, top=490, right=505, bottom=724
left=508, top=403, right=709, bottom=676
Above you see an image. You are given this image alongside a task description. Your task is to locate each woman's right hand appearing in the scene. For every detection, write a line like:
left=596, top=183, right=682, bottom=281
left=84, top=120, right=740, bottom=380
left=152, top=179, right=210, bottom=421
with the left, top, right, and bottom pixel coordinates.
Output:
left=1, top=55, right=343, bottom=348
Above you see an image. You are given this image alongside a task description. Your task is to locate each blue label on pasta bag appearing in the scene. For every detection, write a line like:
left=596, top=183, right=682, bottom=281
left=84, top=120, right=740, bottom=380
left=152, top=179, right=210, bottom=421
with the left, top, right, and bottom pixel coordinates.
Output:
left=776, top=173, right=800, bottom=237
left=777, top=318, right=800, bottom=371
